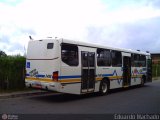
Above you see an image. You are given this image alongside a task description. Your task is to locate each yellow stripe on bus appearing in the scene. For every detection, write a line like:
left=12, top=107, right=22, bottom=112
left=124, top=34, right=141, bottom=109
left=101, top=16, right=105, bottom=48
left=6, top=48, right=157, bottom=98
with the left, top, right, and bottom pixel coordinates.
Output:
left=132, top=75, right=142, bottom=78
left=96, top=76, right=123, bottom=81
left=96, top=75, right=142, bottom=81
left=26, top=75, right=143, bottom=84
left=59, top=79, right=81, bottom=83
left=25, top=77, right=81, bottom=83
left=25, top=77, right=53, bottom=82
left=96, top=77, right=103, bottom=81
left=109, top=76, right=123, bottom=79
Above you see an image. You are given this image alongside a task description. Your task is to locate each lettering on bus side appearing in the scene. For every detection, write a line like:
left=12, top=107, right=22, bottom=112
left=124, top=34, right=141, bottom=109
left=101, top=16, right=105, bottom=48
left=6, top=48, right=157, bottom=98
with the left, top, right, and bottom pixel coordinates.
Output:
left=29, top=69, right=38, bottom=77
left=97, top=74, right=103, bottom=77
left=45, top=74, right=52, bottom=78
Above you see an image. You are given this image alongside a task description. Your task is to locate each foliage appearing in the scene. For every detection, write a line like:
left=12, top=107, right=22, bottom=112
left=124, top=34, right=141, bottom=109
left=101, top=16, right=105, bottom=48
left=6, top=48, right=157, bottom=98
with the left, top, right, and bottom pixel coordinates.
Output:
left=0, top=55, right=26, bottom=90
left=0, top=50, right=7, bottom=57
left=152, top=64, right=160, bottom=77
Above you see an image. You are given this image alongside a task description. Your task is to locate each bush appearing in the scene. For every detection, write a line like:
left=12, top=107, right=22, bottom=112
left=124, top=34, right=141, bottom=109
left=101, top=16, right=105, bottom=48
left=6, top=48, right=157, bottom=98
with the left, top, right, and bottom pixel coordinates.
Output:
left=0, top=50, right=7, bottom=57
left=0, top=56, right=26, bottom=90
left=152, top=64, right=160, bottom=77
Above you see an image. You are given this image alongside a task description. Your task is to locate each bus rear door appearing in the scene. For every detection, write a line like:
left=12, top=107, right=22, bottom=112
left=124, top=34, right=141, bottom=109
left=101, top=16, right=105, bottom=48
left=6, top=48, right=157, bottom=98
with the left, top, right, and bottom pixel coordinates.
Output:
left=81, top=51, right=96, bottom=93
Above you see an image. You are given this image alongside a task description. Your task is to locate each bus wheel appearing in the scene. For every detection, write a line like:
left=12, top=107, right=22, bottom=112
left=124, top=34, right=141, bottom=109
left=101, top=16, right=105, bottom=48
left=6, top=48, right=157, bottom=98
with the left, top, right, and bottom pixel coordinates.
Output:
left=99, top=80, right=109, bottom=95
left=141, top=77, right=145, bottom=86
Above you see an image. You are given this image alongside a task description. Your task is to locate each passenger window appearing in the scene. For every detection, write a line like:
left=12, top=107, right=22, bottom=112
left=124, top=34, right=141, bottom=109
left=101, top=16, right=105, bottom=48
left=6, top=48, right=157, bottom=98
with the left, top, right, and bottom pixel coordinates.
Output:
left=97, top=48, right=111, bottom=66
left=111, top=51, right=122, bottom=67
left=47, top=43, right=54, bottom=49
left=61, top=43, right=78, bottom=66
left=140, top=55, right=146, bottom=67
left=131, top=54, right=144, bottom=67
left=131, top=54, right=135, bottom=66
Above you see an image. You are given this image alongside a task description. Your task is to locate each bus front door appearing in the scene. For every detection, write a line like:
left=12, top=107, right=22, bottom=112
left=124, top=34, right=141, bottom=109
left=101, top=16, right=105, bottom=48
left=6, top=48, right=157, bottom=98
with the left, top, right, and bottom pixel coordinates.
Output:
left=81, top=51, right=95, bottom=93
left=147, top=59, right=152, bottom=82
left=123, top=56, right=131, bottom=87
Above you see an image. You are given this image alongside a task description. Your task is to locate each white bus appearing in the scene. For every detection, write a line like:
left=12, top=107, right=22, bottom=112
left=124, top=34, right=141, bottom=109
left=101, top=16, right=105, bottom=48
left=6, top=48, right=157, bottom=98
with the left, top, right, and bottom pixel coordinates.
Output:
left=25, top=37, right=152, bottom=95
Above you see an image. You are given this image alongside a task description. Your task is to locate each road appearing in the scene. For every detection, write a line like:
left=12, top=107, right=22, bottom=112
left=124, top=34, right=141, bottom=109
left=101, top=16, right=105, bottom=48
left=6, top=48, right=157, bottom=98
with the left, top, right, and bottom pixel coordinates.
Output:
left=0, top=80, right=160, bottom=114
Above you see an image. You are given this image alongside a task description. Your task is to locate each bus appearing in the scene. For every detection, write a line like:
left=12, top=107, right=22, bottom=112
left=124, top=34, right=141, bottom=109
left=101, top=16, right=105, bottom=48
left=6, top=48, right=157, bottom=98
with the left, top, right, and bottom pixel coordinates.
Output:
left=25, top=37, right=152, bottom=95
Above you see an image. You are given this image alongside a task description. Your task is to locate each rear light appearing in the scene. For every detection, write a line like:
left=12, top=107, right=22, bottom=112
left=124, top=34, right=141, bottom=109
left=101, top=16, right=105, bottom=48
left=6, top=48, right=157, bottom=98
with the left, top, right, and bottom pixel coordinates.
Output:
left=53, top=71, right=58, bottom=81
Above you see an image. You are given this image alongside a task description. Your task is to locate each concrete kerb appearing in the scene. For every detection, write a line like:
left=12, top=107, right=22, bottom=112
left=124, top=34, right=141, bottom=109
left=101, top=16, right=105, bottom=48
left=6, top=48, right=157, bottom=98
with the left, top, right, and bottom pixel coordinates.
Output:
left=0, top=90, right=51, bottom=99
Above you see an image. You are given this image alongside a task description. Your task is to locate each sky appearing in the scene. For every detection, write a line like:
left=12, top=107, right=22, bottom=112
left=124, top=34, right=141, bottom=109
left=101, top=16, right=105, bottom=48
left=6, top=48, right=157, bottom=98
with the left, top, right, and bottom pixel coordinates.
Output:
left=0, top=0, right=160, bottom=55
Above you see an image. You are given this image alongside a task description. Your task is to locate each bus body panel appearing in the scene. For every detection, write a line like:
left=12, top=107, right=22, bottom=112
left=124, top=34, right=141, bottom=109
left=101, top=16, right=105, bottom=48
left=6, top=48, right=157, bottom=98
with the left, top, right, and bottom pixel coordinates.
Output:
left=25, top=39, right=61, bottom=92
left=59, top=65, right=81, bottom=94
left=109, top=67, right=123, bottom=89
left=131, top=67, right=143, bottom=85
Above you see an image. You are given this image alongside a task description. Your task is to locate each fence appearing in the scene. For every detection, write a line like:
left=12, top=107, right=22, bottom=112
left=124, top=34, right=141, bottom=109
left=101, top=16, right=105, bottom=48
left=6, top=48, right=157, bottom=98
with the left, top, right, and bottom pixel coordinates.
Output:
left=0, top=56, right=26, bottom=91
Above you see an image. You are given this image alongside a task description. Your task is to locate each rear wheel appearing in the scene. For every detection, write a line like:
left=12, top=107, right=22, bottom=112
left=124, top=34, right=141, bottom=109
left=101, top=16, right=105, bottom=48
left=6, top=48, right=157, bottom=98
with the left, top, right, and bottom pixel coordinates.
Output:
left=141, top=77, right=145, bottom=86
left=99, top=80, right=109, bottom=95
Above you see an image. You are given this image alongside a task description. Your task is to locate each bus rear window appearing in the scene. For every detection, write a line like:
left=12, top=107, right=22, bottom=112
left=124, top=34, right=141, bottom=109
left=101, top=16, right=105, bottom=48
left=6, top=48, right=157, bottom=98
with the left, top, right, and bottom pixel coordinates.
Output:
left=47, top=43, right=54, bottom=49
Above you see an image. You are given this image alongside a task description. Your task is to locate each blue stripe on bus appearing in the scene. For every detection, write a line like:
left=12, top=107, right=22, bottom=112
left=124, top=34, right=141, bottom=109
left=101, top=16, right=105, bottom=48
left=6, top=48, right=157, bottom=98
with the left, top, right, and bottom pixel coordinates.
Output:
left=25, top=74, right=45, bottom=78
left=102, top=70, right=118, bottom=77
left=36, top=74, right=45, bottom=77
left=26, top=70, right=145, bottom=79
left=26, top=74, right=30, bottom=76
left=102, top=74, right=113, bottom=77
left=59, top=75, right=81, bottom=79
left=26, top=74, right=81, bottom=79
left=26, top=71, right=117, bottom=79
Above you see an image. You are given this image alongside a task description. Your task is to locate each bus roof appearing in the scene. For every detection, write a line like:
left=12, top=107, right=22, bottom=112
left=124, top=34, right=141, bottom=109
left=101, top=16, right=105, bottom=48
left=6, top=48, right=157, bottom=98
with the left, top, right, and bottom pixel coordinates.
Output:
left=30, top=38, right=150, bottom=56
left=61, top=39, right=150, bottom=56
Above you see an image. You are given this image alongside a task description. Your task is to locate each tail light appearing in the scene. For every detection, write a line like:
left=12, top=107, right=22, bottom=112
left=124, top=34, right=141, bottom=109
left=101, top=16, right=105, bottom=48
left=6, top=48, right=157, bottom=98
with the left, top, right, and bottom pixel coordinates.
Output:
left=53, top=71, right=58, bottom=81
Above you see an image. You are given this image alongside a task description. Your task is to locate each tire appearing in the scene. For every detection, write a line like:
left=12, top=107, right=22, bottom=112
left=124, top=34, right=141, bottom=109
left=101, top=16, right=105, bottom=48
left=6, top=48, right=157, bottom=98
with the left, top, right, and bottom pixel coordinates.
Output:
left=141, top=77, right=145, bottom=86
left=99, top=80, right=109, bottom=95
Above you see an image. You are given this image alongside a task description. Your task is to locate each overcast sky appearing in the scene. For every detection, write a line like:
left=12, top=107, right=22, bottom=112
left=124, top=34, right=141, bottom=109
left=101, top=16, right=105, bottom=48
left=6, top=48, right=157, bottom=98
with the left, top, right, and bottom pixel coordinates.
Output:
left=0, top=0, right=160, bottom=55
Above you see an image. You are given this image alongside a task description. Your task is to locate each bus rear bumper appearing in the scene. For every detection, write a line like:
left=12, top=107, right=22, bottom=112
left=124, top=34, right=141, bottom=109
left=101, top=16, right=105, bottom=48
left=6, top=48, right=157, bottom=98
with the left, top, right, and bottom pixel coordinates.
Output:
left=25, top=79, right=60, bottom=92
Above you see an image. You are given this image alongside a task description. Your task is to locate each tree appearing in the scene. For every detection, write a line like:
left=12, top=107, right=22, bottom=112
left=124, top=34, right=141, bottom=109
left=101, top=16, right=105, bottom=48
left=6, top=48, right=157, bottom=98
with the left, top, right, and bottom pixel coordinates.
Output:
left=0, top=50, right=7, bottom=57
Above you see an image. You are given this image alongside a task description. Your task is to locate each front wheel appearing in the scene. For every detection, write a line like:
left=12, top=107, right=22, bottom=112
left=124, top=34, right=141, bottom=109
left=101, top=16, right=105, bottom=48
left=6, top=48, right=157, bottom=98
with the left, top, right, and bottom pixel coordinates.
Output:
left=99, top=81, right=109, bottom=95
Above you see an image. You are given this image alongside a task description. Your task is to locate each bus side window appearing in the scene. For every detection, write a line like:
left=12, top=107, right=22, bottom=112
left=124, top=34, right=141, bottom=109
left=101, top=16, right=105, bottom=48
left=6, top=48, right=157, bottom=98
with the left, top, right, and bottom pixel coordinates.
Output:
left=111, top=50, right=122, bottom=67
left=97, top=48, right=111, bottom=66
left=132, top=54, right=139, bottom=67
left=140, top=55, right=146, bottom=67
left=132, top=54, right=146, bottom=67
left=131, top=54, right=135, bottom=67
left=61, top=43, right=78, bottom=66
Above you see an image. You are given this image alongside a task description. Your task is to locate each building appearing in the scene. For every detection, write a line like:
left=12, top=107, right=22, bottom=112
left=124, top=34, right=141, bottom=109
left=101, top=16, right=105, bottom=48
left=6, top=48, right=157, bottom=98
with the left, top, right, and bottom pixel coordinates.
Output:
left=151, top=53, right=160, bottom=64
